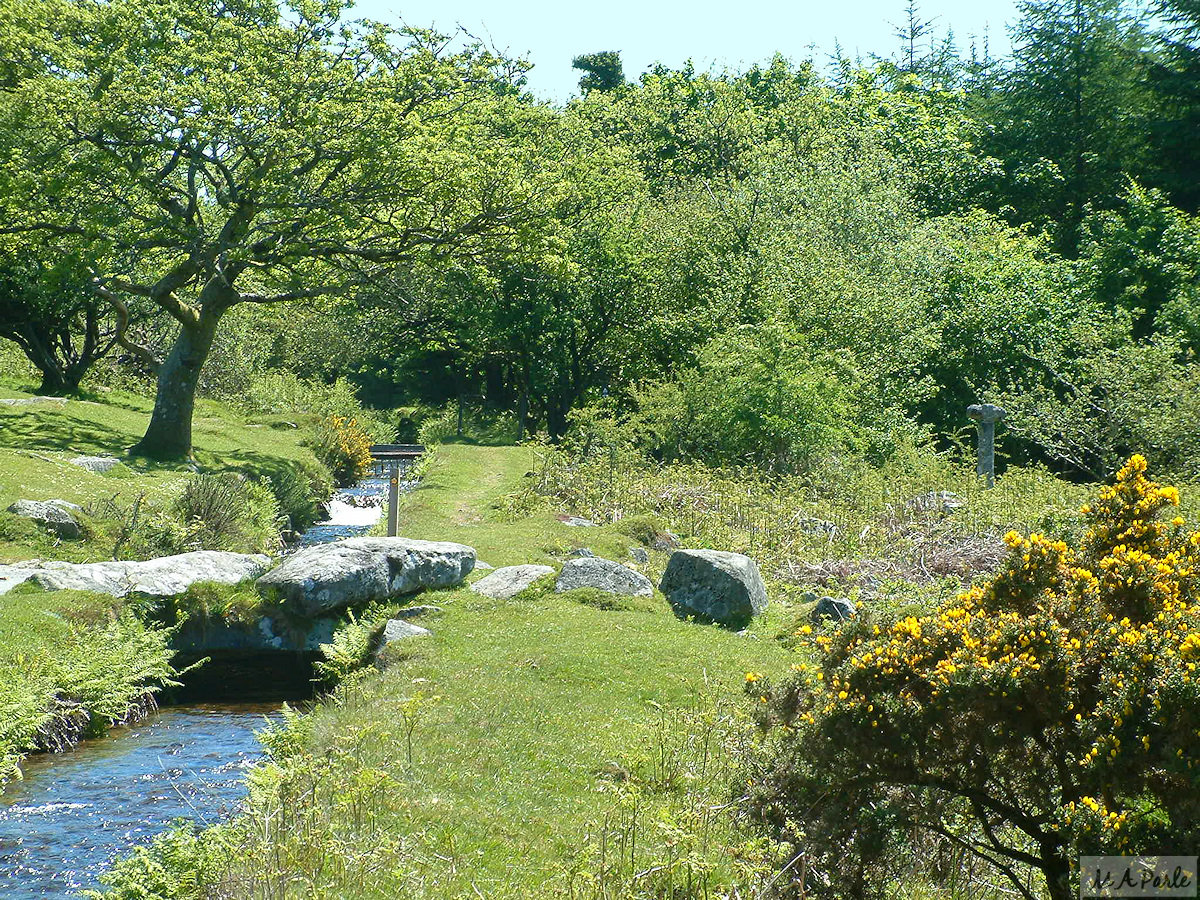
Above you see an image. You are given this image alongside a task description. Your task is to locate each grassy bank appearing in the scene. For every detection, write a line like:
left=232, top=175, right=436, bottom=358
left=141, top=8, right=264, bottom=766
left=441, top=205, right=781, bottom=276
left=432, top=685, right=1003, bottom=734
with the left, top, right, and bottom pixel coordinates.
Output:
left=94, top=443, right=797, bottom=899
left=0, top=384, right=325, bottom=564
left=0, top=387, right=328, bottom=784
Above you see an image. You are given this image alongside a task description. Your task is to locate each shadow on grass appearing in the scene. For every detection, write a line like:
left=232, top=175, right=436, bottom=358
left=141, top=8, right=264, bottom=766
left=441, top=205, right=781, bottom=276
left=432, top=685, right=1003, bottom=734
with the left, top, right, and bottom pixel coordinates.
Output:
left=436, top=435, right=522, bottom=448
left=0, top=409, right=140, bottom=458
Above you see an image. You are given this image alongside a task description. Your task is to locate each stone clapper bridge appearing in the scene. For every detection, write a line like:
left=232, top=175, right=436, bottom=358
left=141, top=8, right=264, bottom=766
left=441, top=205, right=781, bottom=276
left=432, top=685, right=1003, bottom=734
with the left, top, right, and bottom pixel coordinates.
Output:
left=0, top=445, right=439, bottom=702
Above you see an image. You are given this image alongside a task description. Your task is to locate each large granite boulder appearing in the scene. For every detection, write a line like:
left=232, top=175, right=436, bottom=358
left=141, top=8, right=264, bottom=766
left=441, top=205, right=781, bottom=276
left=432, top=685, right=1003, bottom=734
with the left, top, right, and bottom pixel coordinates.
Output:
left=555, top=557, right=653, bottom=596
left=7, top=500, right=81, bottom=539
left=29, top=551, right=272, bottom=596
left=659, top=549, right=767, bottom=628
left=471, top=564, right=555, bottom=600
left=257, top=536, right=475, bottom=616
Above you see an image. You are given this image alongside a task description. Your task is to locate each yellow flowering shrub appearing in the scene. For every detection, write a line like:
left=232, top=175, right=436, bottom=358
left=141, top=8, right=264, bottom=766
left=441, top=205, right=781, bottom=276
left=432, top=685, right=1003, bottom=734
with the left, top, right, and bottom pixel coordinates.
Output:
left=752, top=456, right=1200, bottom=900
left=312, top=415, right=373, bottom=487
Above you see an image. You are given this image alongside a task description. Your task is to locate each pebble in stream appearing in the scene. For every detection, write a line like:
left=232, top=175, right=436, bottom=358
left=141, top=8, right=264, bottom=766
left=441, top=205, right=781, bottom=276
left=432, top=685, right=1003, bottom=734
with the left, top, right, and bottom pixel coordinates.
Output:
left=0, top=706, right=278, bottom=898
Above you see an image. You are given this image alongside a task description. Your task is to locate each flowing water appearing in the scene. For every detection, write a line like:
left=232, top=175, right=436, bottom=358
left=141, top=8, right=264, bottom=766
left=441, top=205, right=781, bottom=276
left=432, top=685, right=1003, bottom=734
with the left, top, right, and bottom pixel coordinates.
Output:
left=0, top=705, right=277, bottom=898
left=298, top=475, right=397, bottom=545
left=0, top=474, right=402, bottom=897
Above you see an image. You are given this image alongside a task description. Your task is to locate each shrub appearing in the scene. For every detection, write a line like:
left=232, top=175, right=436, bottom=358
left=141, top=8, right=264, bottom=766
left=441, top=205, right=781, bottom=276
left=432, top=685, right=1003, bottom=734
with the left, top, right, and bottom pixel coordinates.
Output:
left=311, top=415, right=373, bottom=487
left=172, top=474, right=282, bottom=554
left=631, top=320, right=877, bottom=473
left=313, top=604, right=394, bottom=686
left=267, top=461, right=331, bottom=532
left=416, top=404, right=519, bottom=446
left=752, top=455, right=1200, bottom=900
left=237, top=372, right=392, bottom=441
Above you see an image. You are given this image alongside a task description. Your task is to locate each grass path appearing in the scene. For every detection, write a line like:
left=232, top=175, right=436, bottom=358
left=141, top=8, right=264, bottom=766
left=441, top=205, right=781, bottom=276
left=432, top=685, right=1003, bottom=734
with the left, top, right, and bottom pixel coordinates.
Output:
left=102, top=442, right=795, bottom=898
left=394, top=442, right=655, bottom=568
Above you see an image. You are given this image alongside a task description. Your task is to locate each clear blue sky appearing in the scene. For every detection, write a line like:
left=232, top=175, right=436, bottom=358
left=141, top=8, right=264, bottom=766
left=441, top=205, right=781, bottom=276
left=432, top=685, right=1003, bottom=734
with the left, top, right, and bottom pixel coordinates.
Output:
left=352, top=0, right=1022, bottom=102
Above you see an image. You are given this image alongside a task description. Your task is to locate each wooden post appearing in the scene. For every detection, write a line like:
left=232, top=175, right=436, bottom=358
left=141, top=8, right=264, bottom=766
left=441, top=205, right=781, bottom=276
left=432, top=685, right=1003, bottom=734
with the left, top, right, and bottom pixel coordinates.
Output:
left=387, top=462, right=399, bottom=537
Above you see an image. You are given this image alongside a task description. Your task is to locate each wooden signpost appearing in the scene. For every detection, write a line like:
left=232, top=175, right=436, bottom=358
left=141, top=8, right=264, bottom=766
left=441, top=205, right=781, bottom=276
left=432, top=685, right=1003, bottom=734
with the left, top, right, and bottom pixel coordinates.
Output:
left=368, top=444, right=425, bottom=537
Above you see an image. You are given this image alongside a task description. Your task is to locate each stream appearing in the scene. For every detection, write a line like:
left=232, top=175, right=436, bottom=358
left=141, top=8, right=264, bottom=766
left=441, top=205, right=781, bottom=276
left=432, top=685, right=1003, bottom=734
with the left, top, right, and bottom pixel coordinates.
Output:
left=0, top=706, right=275, bottom=898
left=0, top=474, right=400, bottom=897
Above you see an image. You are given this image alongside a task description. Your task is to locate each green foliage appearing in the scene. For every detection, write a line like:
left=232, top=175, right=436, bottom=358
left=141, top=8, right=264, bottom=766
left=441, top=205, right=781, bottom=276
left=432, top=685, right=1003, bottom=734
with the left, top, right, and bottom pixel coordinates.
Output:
left=632, top=320, right=866, bottom=472
left=416, top=405, right=520, bottom=446
left=0, top=249, right=119, bottom=395
left=311, top=416, right=373, bottom=488
left=172, top=474, right=282, bottom=554
left=997, top=338, right=1200, bottom=480
left=1, top=0, right=563, bottom=457
left=166, top=580, right=267, bottom=629
left=751, top=457, right=1200, bottom=900
left=267, top=460, right=331, bottom=532
left=82, top=825, right=227, bottom=900
left=238, top=373, right=391, bottom=439
left=572, top=50, right=625, bottom=94
left=1077, top=182, right=1200, bottom=346
left=0, top=590, right=178, bottom=786
left=974, top=0, right=1155, bottom=252
left=313, top=605, right=395, bottom=686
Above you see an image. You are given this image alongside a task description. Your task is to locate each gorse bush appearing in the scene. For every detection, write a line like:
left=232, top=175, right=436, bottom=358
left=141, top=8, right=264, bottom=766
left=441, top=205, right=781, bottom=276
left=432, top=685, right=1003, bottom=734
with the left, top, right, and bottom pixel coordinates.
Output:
left=312, top=415, right=373, bottom=487
left=752, top=456, right=1200, bottom=900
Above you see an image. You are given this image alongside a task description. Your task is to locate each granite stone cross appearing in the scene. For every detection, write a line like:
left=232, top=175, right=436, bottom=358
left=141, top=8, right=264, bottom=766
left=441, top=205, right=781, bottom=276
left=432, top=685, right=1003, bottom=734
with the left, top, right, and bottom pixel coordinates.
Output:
left=967, top=403, right=1006, bottom=488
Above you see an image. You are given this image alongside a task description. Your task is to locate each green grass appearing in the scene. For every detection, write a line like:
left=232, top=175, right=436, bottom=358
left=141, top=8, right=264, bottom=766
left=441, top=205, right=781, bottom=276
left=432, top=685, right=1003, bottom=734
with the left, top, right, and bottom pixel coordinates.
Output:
left=95, top=442, right=798, bottom=899
left=0, top=382, right=323, bottom=563
left=391, top=442, right=656, bottom=569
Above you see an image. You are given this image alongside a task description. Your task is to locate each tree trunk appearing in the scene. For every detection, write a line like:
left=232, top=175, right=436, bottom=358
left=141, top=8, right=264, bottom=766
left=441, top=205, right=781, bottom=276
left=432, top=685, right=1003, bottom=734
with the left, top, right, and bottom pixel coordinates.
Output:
left=130, top=312, right=221, bottom=460
left=546, top=398, right=568, bottom=442
left=36, top=365, right=70, bottom=395
left=16, top=326, right=70, bottom=396
left=1041, top=846, right=1072, bottom=900
left=517, top=382, right=529, bottom=442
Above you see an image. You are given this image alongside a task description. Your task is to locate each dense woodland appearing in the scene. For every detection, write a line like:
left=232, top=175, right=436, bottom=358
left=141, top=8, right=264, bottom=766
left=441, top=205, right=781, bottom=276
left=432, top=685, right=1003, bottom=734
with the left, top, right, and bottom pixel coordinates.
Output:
left=2, top=0, right=1200, bottom=478
left=2, top=3, right=1200, bottom=898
